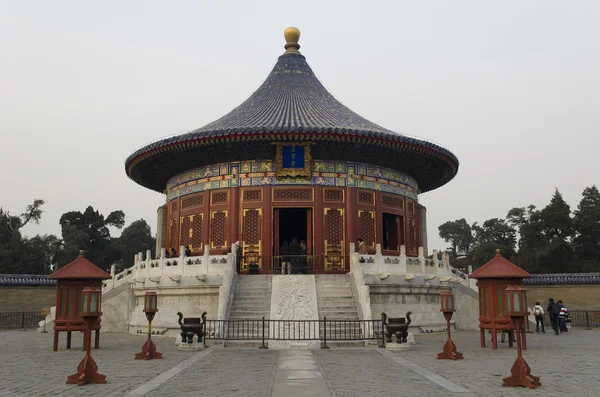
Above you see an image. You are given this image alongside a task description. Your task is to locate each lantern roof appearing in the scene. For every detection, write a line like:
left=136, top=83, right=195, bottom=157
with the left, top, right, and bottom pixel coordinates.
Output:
left=125, top=27, right=459, bottom=194
left=469, top=250, right=531, bottom=280
left=49, top=251, right=112, bottom=280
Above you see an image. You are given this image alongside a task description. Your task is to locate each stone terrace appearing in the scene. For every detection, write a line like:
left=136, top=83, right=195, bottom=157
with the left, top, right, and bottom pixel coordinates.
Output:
left=0, top=329, right=598, bottom=396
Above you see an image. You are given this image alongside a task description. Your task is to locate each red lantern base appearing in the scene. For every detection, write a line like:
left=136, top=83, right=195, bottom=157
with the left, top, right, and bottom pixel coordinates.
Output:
left=135, top=338, right=163, bottom=360
left=437, top=339, right=464, bottom=360
left=502, top=357, right=541, bottom=389
left=66, top=355, right=107, bottom=386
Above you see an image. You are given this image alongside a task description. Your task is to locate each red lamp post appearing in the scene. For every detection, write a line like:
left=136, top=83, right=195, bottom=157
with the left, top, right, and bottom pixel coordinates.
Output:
left=66, top=287, right=107, bottom=386
left=135, top=292, right=163, bottom=360
left=502, top=286, right=541, bottom=389
left=437, top=291, right=464, bottom=360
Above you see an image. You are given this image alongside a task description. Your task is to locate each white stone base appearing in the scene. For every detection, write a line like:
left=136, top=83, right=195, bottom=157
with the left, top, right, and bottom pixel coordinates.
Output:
left=386, top=342, right=412, bottom=351
left=407, top=332, right=416, bottom=344
left=177, top=342, right=204, bottom=351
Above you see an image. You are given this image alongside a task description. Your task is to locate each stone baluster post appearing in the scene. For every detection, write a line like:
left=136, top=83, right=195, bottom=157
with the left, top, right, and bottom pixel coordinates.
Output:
left=399, top=245, right=407, bottom=274
left=349, top=242, right=355, bottom=254
left=432, top=249, right=439, bottom=275
left=203, top=244, right=210, bottom=274
left=110, top=264, right=116, bottom=289
left=418, top=247, right=426, bottom=274
left=375, top=244, right=383, bottom=273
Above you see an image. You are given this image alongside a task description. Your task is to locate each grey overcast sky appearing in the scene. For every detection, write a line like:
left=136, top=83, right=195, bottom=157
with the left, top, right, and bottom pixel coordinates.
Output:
left=1, top=1, right=598, bottom=253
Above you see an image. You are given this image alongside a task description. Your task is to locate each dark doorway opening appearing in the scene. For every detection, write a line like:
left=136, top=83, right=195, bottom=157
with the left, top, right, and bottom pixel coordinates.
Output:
left=382, top=213, right=403, bottom=251
left=277, top=208, right=308, bottom=250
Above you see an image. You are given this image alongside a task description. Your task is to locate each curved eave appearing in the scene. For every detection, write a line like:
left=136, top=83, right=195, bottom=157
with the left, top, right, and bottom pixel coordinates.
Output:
left=125, top=132, right=459, bottom=193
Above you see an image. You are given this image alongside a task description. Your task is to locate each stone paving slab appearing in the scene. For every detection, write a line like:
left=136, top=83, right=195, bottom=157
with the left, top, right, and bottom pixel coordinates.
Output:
left=146, top=350, right=278, bottom=397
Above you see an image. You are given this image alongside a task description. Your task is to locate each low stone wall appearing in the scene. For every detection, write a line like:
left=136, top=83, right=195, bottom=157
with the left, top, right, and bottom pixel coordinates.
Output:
left=526, top=284, right=600, bottom=310
left=0, top=286, right=56, bottom=312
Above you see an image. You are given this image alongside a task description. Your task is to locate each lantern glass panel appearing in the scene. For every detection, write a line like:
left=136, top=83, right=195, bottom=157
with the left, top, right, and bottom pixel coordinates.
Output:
left=522, top=293, right=527, bottom=314
left=512, top=291, right=520, bottom=312
left=449, top=295, right=454, bottom=310
left=441, top=296, right=447, bottom=310
left=90, top=292, right=98, bottom=313
left=151, top=295, right=157, bottom=310
left=145, top=295, right=150, bottom=310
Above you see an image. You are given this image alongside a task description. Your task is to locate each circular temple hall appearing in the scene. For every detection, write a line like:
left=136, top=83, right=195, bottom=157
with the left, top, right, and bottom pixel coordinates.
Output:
left=125, top=28, right=459, bottom=274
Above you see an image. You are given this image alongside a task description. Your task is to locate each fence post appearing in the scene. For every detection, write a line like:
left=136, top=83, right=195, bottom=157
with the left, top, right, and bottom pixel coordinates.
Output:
left=380, top=315, right=386, bottom=348
left=259, top=317, right=268, bottom=349
left=21, top=312, right=25, bottom=330
left=203, top=319, right=208, bottom=348
left=321, top=317, right=330, bottom=349
left=585, top=311, right=592, bottom=330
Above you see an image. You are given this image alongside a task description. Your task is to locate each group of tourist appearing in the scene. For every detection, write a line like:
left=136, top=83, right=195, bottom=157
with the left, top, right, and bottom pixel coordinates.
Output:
left=279, top=238, right=309, bottom=274
left=164, top=246, right=193, bottom=258
left=532, top=298, right=569, bottom=335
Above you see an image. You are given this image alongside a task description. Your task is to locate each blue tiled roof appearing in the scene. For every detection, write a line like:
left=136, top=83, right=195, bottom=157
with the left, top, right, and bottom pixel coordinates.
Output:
left=523, top=273, right=600, bottom=286
left=0, top=274, right=56, bottom=287
left=125, top=51, right=459, bottom=193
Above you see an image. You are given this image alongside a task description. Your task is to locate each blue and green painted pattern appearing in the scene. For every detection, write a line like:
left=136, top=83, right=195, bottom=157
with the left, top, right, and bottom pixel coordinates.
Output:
left=167, top=160, right=419, bottom=201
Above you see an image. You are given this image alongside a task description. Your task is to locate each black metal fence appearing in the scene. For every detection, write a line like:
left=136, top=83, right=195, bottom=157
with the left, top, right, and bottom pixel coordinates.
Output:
left=241, top=255, right=348, bottom=274
left=0, top=312, right=45, bottom=329
left=540, top=310, right=600, bottom=328
left=203, top=317, right=385, bottom=348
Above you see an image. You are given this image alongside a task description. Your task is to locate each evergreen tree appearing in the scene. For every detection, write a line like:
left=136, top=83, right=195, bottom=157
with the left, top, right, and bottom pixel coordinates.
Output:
left=573, top=185, right=600, bottom=272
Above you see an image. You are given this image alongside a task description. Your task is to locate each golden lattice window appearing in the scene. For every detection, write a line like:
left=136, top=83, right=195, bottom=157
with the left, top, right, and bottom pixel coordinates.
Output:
left=274, top=189, right=312, bottom=201
left=324, top=189, right=343, bottom=202
left=182, top=195, right=203, bottom=209
left=382, top=195, right=404, bottom=210
left=358, top=191, right=374, bottom=205
left=212, top=192, right=228, bottom=204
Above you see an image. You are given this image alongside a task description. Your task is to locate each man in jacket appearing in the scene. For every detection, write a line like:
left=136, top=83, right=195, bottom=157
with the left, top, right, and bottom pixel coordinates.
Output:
left=533, top=302, right=545, bottom=333
left=547, top=298, right=559, bottom=335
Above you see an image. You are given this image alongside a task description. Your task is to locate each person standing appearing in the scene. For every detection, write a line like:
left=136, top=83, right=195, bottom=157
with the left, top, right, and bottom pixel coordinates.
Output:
left=289, top=238, right=301, bottom=274
left=279, top=241, right=291, bottom=275
left=548, top=298, right=560, bottom=335
left=300, top=240, right=308, bottom=274
left=557, top=300, right=568, bottom=333
left=357, top=238, right=367, bottom=255
left=533, top=302, right=545, bottom=334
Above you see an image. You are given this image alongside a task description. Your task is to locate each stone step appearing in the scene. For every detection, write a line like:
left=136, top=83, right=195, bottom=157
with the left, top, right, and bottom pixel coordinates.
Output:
left=319, top=307, right=358, bottom=317
left=228, top=316, right=271, bottom=321
left=317, top=294, right=355, bottom=300
left=229, top=309, right=269, bottom=318
left=316, top=287, right=352, bottom=292
left=318, top=293, right=353, bottom=298
left=318, top=302, right=357, bottom=309
left=231, top=304, right=271, bottom=311
left=234, top=293, right=272, bottom=298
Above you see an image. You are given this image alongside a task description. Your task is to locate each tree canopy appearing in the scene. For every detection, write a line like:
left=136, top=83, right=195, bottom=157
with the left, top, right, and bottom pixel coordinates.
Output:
left=0, top=201, right=155, bottom=274
left=438, top=186, right=600, bottom=274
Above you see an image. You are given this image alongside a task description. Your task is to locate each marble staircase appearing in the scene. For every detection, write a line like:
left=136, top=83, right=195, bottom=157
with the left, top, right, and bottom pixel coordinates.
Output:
left=315, top=274, right=363, bottom=346
left=225, top=275, right=272, bottom=347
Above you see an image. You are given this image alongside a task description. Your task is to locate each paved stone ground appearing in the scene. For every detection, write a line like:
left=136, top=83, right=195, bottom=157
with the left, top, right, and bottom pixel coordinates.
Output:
left=406, top=328, right=600, bottom=397
left=0, top=328, right=599, bottom=396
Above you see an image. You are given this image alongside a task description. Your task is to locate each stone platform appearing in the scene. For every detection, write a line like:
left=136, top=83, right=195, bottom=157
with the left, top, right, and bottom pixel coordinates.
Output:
left=1, top=329, right=599, bottom=396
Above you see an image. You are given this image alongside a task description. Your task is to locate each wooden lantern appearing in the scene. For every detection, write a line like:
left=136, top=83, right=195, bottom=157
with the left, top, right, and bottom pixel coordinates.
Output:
left=437, top=291, right=463, bottom=360
left=49, top=251, right=111, bottom=352
left=502, top=286, right=540, bottom=389
left=468, top=249, right=531, bottom=350
left=135, top=291, right=163, bottom=360
left=66, top=287, right=107, bottom=386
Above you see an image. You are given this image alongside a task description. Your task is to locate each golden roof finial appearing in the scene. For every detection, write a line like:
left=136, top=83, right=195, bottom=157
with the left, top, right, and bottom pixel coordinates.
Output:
left=79, top=250, right=85, bottom=257
left=284, top=27, right=301, bottom=54
left=496, top=248, right=501, bottom=256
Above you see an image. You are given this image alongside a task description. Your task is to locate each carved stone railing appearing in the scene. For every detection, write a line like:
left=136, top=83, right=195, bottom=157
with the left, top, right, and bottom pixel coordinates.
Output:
left=104, top=244, right=234, bottom=294
left=349, top=243, right=476, bottom=291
